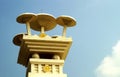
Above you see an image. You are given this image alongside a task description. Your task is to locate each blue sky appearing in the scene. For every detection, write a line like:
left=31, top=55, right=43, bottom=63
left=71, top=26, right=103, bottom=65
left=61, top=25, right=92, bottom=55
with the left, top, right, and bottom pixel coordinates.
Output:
left=0, top=0, right=120, bottom=77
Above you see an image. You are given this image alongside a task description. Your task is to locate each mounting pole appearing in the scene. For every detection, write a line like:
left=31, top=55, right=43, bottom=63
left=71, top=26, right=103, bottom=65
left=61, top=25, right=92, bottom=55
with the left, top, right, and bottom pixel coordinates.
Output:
left=62, top=26, right=67, bottom=37
left=41, top=26, right=45, bottom=33
left=26, top=22, right=31, bottom=35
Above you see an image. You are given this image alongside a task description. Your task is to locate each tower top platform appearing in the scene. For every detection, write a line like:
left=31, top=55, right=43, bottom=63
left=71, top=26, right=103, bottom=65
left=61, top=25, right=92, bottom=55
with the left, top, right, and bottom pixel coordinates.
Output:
left=13, top=34, right=72, bottom=67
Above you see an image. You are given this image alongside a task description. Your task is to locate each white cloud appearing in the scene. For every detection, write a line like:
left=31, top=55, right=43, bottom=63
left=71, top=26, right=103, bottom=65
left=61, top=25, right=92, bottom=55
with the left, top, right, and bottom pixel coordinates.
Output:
left=95, top=41, right=120, bottom=77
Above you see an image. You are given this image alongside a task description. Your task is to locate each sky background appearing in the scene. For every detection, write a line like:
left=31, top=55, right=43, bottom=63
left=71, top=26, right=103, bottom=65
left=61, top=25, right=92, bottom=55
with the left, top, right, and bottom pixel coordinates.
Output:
left=0, top=0, right=120, bottom=77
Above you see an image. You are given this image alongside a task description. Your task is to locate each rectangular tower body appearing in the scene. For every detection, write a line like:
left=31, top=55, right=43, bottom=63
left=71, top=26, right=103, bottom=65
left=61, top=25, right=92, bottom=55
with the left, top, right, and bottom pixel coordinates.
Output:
left=27, top=59, right=67, bottom=77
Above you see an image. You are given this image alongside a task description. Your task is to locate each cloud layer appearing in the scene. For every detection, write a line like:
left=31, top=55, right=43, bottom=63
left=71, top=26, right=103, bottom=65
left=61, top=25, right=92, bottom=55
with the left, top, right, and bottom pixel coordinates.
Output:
left=96, top=41, right=120, bottom=77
